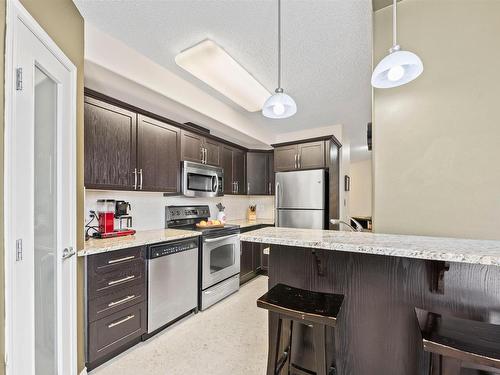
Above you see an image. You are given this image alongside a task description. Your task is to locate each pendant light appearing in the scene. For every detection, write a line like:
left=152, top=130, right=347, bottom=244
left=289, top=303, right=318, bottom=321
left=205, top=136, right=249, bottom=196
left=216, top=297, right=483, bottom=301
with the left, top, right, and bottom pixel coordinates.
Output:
left=371, top=0, right=423, bottom=88
left=262, top=0, right=297, bottom=119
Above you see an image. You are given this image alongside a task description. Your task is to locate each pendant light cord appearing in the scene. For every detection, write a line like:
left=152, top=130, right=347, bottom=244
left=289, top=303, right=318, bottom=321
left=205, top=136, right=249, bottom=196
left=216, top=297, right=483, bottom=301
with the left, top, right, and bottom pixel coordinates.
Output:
left=392, top=0, right=397, bottom=47
left=277, top=0, right=282, bottom=90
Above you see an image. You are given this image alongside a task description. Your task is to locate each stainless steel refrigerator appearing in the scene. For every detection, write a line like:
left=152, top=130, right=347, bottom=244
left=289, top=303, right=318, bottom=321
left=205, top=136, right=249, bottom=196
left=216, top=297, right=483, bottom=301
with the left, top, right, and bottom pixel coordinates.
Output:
left=275, top=169, right=328, bottom=229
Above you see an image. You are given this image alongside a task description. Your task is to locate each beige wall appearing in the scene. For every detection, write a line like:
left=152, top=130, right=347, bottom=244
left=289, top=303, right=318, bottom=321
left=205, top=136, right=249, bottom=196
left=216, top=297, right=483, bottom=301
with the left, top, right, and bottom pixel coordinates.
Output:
left=350, top=159, right=372, bottom=218
left=373, top=0, right=500, bottom=240
left=0, top=0, right=85, bottom=373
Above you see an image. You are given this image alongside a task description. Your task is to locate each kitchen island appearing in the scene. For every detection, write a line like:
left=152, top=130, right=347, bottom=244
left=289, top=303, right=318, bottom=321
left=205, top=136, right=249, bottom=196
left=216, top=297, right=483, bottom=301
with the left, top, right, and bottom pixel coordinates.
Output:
left=240, top=227, right=500, bottom=375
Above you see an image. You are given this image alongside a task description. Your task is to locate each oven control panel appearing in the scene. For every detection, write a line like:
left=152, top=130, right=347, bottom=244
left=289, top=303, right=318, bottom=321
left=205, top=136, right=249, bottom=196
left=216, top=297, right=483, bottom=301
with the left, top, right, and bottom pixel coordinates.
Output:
left=148, top=239, right=199, bottom=259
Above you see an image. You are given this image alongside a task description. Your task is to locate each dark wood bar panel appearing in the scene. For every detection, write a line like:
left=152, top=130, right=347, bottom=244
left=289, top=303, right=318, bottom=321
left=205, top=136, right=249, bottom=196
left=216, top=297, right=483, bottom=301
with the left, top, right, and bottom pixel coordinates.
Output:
left=266, top=245, right=500, bottom=375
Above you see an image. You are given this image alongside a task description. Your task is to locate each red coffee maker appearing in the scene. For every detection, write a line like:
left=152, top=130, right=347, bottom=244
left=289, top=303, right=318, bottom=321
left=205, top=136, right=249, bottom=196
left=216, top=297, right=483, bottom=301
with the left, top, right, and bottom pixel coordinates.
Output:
left=96, top=199, right=136, bottom=239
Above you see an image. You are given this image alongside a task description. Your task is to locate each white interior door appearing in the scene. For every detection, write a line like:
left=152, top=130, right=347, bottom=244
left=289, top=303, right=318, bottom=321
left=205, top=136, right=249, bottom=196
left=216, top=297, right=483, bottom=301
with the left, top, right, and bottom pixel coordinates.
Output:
left=5, top=3, right=77, bottom=374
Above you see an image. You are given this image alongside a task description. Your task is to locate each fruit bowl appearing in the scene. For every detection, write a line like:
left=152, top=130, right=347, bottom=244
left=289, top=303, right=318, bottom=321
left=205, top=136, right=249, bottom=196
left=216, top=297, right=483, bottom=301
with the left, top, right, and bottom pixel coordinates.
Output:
left=196, top=220, right=224, bottom=229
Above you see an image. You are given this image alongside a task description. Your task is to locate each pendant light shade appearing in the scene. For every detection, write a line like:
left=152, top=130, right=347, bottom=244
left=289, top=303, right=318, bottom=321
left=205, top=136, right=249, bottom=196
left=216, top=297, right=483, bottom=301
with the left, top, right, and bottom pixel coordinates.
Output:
left=371, top=47, right=423, bottom=88
left=262, top=89, right=297, bottom=119
left=371, top=0, right=424, bottom=89
left=263, top=0, right=297, bottom=119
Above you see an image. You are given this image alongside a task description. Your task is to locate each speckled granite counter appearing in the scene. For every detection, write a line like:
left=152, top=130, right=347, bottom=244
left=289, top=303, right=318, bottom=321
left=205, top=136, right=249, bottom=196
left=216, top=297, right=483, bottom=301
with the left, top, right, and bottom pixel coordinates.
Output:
left=240, top=227, right=500, bottom=266
left=79, top=229, right=201, bottom=257
left=225, top=218, right=275, bottom=229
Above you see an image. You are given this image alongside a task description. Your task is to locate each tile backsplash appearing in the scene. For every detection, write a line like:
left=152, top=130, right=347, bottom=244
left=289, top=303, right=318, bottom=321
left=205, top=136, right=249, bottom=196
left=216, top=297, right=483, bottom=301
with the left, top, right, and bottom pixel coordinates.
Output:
left=85, top=189, right=275, bottom=231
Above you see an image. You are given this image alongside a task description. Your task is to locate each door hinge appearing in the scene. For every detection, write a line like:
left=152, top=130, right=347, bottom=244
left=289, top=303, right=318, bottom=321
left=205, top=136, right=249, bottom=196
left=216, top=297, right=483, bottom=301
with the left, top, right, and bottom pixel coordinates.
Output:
left=15, top=239, right=23, bottom=261
left=16, top=68, right=23, bottom=91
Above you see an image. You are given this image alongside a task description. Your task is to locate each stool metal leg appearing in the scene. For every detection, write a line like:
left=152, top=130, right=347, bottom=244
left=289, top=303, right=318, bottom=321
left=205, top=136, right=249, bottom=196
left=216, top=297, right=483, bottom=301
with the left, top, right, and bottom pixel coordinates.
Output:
left=287, top=320, right=294, bottom=375
left=312, top=323, right=328, bottom=375
left=267, top=312, right=282, bottom=375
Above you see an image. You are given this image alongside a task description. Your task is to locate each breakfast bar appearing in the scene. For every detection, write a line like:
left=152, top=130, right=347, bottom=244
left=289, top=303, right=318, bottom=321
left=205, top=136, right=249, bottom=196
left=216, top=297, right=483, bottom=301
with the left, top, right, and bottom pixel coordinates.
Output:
left=240, top=227, right=500, bottom=375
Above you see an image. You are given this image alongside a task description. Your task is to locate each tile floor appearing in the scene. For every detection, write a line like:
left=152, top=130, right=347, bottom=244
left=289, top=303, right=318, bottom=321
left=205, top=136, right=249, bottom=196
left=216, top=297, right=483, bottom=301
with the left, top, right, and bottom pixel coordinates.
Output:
left=91, top=276, right=269, bottom=375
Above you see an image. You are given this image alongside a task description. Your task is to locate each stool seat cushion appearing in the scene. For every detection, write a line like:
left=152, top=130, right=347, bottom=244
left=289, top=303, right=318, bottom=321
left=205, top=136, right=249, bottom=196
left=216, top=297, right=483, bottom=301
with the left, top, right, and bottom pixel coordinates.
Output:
left=257, top=283, right=344, bottom=327
left=416, top=309, right=500, bottom=369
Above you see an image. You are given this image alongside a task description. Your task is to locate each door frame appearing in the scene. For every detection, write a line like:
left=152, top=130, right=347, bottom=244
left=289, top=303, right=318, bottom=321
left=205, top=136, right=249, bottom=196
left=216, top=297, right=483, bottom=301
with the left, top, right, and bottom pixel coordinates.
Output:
left=3, top=0, right=77, bottom=373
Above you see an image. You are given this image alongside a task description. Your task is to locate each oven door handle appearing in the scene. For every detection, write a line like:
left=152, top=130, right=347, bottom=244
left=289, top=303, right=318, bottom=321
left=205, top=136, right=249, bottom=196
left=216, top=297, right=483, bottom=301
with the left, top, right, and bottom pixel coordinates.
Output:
left=203, top=234, right=239, bottom=243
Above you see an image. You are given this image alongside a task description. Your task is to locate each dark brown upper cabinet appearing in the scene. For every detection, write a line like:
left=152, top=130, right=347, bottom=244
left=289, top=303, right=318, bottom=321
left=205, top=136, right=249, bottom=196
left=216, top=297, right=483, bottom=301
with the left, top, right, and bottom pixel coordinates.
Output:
left=84, top=96, right=137, bottom=190
left=180, top=130, right=221, bottom=167
left=246, top=151, right=274, bottom=195
left=84, top=94, right=180, bottom=193
left=137, top=115, right=180, bottom=193
left=274, top=140, right=327, bottom=172
left=222, top=145, right=246, bottom=195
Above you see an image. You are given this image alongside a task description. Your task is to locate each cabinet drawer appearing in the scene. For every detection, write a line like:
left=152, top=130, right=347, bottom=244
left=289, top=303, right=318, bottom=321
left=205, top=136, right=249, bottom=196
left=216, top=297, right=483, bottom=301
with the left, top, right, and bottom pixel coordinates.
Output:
left=88, top=283, right=146, bottom=323
left=89, top=246, right=145, bottom=272
left=88, top=259, right=145, bottom=297
left=88, top=302, right=146, bottom=363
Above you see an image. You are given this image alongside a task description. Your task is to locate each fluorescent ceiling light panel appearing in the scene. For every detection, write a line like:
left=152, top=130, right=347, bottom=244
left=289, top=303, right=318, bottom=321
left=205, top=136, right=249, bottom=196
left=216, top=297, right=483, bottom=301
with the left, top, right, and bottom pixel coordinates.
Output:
left=175, top=39, right=270, bottom=112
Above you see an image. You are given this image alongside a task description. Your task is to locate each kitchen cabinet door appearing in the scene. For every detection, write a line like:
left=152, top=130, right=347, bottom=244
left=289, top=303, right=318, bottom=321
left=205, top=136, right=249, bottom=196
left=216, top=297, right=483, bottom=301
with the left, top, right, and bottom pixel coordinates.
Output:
left=274, top=145, right=298, bottom=172
left=180, top=130, right=204, bottom=163
left=204, top=138, right=221, bottom=167
left=233, top=148, right=246, bottom=194
left=268, top=152, right=275, bottom=195
left=252, top=243, right=262, bottom=272
left=137, top=115, right=180, bottom=192
left=222, top=145, right=234, bottom=194
left=297, top=141, right=326, bottom=169
left=240, top=242, right=254, bottom=283
left=84, top=96, right=137, bottom=190
left=246, top=152, right=268, bottom=195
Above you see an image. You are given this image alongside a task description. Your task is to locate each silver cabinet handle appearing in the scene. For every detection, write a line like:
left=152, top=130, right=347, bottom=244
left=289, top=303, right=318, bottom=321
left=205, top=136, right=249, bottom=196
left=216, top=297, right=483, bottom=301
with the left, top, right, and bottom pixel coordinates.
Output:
left=200, top=146, right=204, bottom=163
left=204, top=148, right=208, bottom=164
left=62, top=246, right=75, bottom=260
left=294, top=154, right=297, bottom=169
left=233, top=181, right=236, bottom=194
left=108, top=295, right=136, bottom=307
left=298, top=154, right=301, bottom=169
left=133, top=168, right=137, bottom=190
left=108, top=275, right=135, bottom=286
left=247, top=182, right=250, bottom=194
left=108, top=314, right=135, bottom=328
left=139, top=168, right=143, bottom=190
left=107, top=255, right=135, bottom=264
left=269, top=182, right=272, bottom=195
left=236, top=181, right=239, bottom=193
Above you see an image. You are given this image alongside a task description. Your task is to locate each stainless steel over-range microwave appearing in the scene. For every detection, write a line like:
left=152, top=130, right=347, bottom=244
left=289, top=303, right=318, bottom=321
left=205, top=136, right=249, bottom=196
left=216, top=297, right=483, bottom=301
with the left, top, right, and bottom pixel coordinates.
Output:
left=181, top=161, right=224, bottom=198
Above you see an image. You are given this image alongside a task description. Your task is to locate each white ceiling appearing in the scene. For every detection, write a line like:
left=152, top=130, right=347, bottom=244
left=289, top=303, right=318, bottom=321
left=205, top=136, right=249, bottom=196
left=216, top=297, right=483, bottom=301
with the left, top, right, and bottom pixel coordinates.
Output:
left=75, top=0, right=373, bottom=160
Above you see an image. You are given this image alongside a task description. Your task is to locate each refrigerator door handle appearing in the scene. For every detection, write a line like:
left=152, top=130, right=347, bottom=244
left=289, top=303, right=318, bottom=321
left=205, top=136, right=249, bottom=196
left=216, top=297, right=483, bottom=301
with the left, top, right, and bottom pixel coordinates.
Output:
left=275, top=182, right=280, bottom=227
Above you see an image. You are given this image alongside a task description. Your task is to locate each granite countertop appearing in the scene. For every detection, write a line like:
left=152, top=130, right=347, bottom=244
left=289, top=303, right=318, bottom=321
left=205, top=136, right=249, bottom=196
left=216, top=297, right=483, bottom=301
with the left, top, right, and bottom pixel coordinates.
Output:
left=240, top=227, right=500, bottom=266
left=79, top=229, right=201, bottom=257
left=225, top=218, right=275, bottom=229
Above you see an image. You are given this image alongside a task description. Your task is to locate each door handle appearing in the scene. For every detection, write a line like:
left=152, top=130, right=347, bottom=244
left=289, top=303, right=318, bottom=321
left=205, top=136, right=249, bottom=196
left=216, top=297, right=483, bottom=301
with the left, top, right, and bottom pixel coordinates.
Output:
left=269, top=182, right=271, bottom=195
left=108, top=275, right=135, bottom=286
left=298, top=154, right=301, bottom=168
left=204, top=234, right=239, bottom=243
left=107, top=255, right=135, bottom=264
left=108, top=314, right=135, bottom=328
left=133, top=168, right=137, bottom=190
left=139, top=168, right=143, bottom=190
left=275, top=182, right=280, bottom=227
left=62, top=246, right=75, bottom=260
left=294, top=154, right=297, bottom=169
left=247, top=182, right=250, bottom=194
left=108, top=295, right=136, bottom=307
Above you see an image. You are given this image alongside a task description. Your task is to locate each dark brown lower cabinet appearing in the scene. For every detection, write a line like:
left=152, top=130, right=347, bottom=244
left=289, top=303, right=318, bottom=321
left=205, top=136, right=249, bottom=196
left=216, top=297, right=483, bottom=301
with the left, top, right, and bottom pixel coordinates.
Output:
left=86, top=246, right=147, bottom=371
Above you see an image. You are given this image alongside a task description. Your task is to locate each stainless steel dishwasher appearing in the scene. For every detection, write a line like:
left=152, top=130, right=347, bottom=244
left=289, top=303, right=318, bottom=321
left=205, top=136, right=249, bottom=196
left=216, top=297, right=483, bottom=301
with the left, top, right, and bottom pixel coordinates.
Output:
left=146, top=237, right=199, bottom=335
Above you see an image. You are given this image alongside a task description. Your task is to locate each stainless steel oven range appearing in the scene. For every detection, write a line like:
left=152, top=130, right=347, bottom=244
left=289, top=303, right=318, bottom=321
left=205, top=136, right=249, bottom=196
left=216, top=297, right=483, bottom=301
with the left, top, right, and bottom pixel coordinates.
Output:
left=165, top=205, right=240, bottom=310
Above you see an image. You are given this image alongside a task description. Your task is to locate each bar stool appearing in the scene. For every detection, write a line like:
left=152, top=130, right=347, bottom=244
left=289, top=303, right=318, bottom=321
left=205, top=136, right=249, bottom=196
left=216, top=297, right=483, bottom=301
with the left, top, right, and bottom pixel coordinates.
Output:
left=257, top=283, right=344, bottom=375
left=416, top=309, right=500, bottom=375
